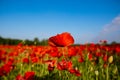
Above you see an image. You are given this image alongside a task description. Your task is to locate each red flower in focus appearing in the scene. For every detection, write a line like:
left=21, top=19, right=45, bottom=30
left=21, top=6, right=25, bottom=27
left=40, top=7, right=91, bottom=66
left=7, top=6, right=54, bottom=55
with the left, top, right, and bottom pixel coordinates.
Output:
left=24, top=71, right=35, bottom=80
left=69, top=68, right=81, bottom=76
left=48, top=32, right=74, bottom=47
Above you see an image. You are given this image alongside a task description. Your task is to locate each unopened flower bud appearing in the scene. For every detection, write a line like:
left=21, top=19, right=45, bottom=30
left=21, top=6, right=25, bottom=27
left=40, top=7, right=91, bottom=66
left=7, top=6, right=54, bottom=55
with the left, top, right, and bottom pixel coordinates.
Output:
left=95, top=70, right=99, bottom=76
left=32, top=64, right=34, bottom=68
left=108, top=56, right=113, bottom=63
left=21, top=63, right=23, bottom=66
left=90, top=66, right=93, bottom=71
left=75, top=67, right=78, bottom=70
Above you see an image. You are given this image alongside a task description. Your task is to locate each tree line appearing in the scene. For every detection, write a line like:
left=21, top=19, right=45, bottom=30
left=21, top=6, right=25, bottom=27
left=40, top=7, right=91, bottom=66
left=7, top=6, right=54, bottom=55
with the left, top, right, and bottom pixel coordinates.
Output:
left=0, top=36, right=48, bottom=45
left=0, top=36, right=120, bottom=46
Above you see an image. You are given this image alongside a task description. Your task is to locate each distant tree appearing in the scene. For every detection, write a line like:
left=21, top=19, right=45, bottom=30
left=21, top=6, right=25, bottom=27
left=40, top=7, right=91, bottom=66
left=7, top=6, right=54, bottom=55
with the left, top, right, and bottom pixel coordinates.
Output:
left=111, top=41, right=117, bottom=45
left=0, top=36, right=3, bottom=44
left=34, top=37, right=39, bottom=45
left=0, top=36, right=49, bottom=45
left=40, top=39, right=48, bottom=45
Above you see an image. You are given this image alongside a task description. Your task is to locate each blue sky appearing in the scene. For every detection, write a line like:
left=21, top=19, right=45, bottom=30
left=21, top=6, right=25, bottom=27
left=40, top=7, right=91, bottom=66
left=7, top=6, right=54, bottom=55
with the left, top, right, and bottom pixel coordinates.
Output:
left=0, top=0, right=120, bottom=44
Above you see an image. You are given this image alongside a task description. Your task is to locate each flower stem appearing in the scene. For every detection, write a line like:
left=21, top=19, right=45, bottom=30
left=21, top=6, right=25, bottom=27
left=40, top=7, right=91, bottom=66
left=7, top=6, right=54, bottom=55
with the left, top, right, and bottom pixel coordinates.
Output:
left=106, top=64, right=109, bottom=80
left=96, top=75, right=98, bottom=80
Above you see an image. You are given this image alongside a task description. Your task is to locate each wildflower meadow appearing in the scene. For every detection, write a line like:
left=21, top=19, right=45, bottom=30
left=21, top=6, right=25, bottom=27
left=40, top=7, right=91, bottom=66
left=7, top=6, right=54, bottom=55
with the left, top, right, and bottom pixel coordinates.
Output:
left=0, top=32, right=120, bottom=80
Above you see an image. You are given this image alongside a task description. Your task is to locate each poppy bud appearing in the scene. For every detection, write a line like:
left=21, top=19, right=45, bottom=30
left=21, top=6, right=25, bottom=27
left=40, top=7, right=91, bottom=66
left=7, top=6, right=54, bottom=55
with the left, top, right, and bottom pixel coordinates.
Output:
left=95, top=70, right=99, bottom=76
left=108, top=56, right=113, bottom=63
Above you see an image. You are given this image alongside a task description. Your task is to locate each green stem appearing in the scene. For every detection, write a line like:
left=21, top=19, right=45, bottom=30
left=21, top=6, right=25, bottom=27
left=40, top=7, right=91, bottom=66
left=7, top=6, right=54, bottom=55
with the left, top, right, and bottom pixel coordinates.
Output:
left=3, top=76, right=7, bottom=80
left=106, top=64, right=109, bottom=80
left=96, top=75, right=98, bottom=80
left=20, top=63, right=23, bottom=74
left=85, top=54, right=88, bottom=80
left=65, top=71, right=69, bottom=79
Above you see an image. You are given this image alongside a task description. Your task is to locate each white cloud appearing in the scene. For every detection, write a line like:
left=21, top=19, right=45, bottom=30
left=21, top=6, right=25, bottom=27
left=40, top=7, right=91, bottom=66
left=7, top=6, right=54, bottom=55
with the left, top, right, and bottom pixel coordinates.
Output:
left=102, top=15, right=120, bottom=34
left=94, top=15, right=120, bottom=43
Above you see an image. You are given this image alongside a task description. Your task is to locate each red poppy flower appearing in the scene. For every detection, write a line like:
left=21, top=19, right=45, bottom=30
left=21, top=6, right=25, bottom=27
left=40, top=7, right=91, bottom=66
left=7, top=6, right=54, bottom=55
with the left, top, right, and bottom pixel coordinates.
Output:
left=31, top=57, right=38, bottom=63
left=16, top=74, right=25, bottom=80
left=68, top=47, right=77, bottom=57
left=0, top=61, right=14, bottom=76
left=16, top=71, right=35, bottom=80
left=24, top=71, right=35, bottom=80
left=0, top=50, right=7, bottom=62
left=0, top=67, right=4, bottom=76
left=48, top=32, right=74, bottom=47
left=44, top=60, right=56, bottom=72
left=88, top=53, right=93, bottom=61
left=17, top=42, right=23, bottom=47
left=48, top=64, right=55, bottom=72
left=95, top=52, right=102, bottom=57
left=57, top=59, right=73, bottom=70
left=49, top=47, right=59, bottom=57
left=69, top=68, right=81, bottom=76
left=78, top=57, right=84, bottom=63
left=23, top=58, right=29, bottom=64
left=116, top=47, right=120, bottom=53
left=103, top=54, right=108, bottom=62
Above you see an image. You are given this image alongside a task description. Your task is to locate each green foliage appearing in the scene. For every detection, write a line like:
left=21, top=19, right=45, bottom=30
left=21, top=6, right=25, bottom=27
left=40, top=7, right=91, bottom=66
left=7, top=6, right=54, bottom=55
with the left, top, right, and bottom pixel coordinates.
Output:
left=0, top=36, right=48, bottom=45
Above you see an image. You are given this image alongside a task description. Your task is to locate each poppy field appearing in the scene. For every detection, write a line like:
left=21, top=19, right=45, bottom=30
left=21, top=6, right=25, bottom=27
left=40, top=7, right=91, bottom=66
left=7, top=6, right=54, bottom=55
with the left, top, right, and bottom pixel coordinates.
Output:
left=0, top=32, right=120, bottom=80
